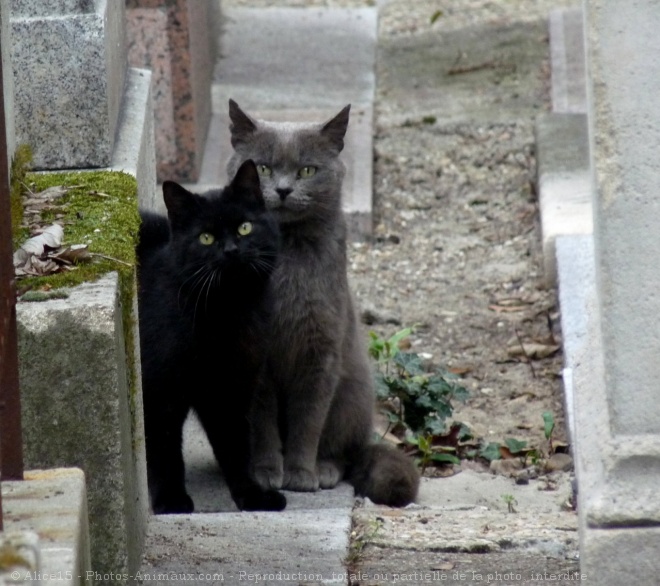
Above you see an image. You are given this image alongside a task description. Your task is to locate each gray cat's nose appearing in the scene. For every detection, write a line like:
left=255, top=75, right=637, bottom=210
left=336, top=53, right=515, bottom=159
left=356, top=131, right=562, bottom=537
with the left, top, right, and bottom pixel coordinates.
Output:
left=276, top=187, right=293, bottom=200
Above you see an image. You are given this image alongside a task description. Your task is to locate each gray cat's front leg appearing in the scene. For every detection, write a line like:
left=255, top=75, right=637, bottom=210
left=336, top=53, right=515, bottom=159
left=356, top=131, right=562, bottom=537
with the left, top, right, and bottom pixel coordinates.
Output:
left=249, top=385, right=284, bottom=490
left=282, top=368, right=340, bottom=491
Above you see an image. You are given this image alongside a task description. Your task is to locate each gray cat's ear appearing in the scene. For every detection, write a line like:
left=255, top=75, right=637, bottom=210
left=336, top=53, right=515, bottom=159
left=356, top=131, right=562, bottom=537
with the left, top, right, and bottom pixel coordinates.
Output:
left=229, top=99, right=258, bottom=147
left=228, top=159, right=265, bottom=207
left=162, top=181, right=196, bottom=227
left=321, top=104, right=351, bottom=153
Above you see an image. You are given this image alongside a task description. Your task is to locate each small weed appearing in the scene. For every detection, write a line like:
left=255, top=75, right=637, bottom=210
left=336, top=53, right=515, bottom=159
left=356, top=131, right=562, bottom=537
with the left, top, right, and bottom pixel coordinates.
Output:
left=369, top=328, right=470, bottom=470
left=501, top=494, right=518, bottom=514
left=345, top=518, right=383, bottom=567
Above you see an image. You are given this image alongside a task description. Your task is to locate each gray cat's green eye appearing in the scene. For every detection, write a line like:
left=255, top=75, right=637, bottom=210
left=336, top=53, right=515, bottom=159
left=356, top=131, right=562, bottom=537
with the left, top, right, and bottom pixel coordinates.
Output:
left=199, top=232, right=215, bottom=245
left=237, top=222, right=253, bottom=236
left=299, top=166, right=317, bottom=178
left=256, top=164, right=272, bottom=177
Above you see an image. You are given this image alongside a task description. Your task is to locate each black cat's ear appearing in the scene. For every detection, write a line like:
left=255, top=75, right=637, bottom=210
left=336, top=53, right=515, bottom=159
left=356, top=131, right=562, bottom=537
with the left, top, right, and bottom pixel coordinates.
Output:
left=229, top=99, right=258, bottom=148
left=321, top=104, right=350, bottom=153
left=162, top=181, right=196, bottom=228
left=228, top=159, right=266, bottom=208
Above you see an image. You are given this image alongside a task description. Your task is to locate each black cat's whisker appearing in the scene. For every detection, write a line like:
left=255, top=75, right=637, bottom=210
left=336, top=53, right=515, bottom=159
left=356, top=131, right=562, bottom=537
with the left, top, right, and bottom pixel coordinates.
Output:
left=178, top=264, right=208, bottom=310
left=192, top=268, right=215, bottom=324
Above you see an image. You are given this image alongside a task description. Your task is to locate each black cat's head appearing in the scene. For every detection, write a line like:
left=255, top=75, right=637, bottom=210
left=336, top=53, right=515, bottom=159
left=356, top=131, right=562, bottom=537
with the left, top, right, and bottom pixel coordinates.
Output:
left=162, top=160, right=280, bottom=298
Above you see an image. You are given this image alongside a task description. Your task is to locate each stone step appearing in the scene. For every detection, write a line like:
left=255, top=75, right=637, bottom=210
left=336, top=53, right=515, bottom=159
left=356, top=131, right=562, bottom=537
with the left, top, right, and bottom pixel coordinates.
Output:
left=141, top=508, right=351, bottom=586
left=184, top=7, right=378, bottom=239
left=535, top=7, right=591, bottom=285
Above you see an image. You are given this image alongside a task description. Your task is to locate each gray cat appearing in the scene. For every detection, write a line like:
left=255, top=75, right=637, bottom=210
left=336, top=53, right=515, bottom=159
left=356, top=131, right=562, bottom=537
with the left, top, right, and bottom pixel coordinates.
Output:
left=226, top=100, right=419, bottom=507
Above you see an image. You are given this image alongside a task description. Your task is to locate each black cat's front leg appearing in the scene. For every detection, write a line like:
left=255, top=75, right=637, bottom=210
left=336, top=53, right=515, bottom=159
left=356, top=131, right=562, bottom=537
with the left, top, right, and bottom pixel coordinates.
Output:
left=144, top=394, right=193, bottom=514
left=195, top=403, right=286, bottom=512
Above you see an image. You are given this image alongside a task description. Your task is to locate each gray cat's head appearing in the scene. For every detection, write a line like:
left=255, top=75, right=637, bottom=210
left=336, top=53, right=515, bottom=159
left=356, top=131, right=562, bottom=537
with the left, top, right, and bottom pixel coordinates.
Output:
left=227, top=100, right=349, bottom=225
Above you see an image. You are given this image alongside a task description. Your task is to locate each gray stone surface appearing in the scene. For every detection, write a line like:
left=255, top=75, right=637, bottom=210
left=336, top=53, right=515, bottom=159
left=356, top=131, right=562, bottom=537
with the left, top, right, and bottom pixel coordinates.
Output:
left=10, top=0, right=126, bottom=169
left=111, top=67, right=158, bottom=212
left=141, top=509, right=352, bottom=586
left=1, top=468, right=92, bottom=586
left=535, top=112, right=592, bottom=283
left=16, top=273, right=148, bottom=586
left=9, top=0, right=93, bottom=17
left=358, top=472, right=577, bottom=557
left=549, top=7, right=587, bottom=113
left=1, top=0, right=15, bottom=162
left=187, top=7, right=377, bottom=238
left=586, top=0, right=660, bottom=437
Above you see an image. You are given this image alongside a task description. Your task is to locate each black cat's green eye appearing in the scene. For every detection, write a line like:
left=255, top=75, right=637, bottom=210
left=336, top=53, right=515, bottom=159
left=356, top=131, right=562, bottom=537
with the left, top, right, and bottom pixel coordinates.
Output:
left=256, top=164, right=272, bottom=177
left=237, top=222, right=253, bottom=237
left=199, top=232, right=215, bottom=245
left=299, top=166, right=316, bottom=178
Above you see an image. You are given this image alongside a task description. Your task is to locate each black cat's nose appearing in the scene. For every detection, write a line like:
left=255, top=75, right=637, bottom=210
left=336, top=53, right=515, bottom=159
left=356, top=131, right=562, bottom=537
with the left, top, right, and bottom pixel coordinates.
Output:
left=276, top=187, right=293, bottom=201
left=224, top=241, right=238, bottom=255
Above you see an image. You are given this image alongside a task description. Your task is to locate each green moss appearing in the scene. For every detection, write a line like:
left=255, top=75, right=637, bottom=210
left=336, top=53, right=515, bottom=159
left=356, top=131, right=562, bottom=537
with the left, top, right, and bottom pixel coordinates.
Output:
left=17, top=170, right=142, bottom=426
left=17, top=170, right=140, bottom=293
left=10, top=144, right=32, bottom=248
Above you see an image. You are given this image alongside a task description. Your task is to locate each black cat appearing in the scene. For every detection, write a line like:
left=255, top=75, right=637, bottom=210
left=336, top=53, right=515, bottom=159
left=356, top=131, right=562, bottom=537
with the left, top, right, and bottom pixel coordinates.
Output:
left=137, top=160, right=286, bottom=514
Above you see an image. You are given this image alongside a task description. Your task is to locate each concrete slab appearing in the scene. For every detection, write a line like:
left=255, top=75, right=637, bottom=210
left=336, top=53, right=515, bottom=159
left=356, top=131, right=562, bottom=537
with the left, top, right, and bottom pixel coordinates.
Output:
left=549, top=7, right=587, bottom=114
left=17, top=272, right=149, bottom=586
left=111, top=67, right=158, bottom=213
left=213, top=7, right=376, bottom=110
left=1, top=468, right=91, bottom=586
left=182, top=414, right=356, bottom=513
left=535, top=113, right=592, bottom=284
left=184, top=6, right=377, bottom=238
left=141, top=509, right=352, bottom=586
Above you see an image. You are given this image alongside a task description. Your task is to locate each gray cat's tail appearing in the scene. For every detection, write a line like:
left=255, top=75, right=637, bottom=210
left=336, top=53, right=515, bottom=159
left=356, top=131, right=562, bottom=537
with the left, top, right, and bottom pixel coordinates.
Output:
left=349, top=443, right=420, bottom=507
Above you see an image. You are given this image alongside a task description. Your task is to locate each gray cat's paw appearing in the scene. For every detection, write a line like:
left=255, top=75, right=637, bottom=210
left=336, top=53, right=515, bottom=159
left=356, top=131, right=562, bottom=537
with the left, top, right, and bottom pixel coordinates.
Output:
left=318, top=461, right=343, bottom=489
left=283, top=467, right=319, bottom=492
left=251, top=457, right=284, bottom=490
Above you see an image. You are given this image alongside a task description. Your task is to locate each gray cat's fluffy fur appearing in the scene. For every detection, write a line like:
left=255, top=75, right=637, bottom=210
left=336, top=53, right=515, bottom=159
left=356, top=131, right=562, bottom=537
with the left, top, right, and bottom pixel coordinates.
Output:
left=227, top=100, right=419, bottom=506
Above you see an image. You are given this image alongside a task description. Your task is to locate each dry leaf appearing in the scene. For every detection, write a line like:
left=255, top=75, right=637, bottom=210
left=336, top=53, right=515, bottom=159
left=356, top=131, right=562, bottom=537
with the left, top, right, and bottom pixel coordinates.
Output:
left=508, top=342, right=560, bottom=360
left=49, top=244, right=92, bottom=265
left=13, top=224, right=64, bottom=275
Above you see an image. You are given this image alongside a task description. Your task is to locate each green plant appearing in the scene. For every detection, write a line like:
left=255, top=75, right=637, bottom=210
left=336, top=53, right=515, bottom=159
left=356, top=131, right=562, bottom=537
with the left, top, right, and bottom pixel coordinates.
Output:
left=369, top=328, right=470, bottom=470
left=501, top=493, right=517, bottom=514
left=407, top=433, right=460, bottom=473
left=479, top=412, right=559, bottom=467
left=370, top=328, right=469, bottom=436
left=345, top=518, right=383, bottom=567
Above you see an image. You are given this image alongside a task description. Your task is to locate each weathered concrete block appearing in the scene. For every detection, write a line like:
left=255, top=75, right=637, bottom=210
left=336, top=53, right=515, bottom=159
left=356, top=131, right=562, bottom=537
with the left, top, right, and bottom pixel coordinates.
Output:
left=549, top=7, right=587, bottom=113
left=1, top=468, right=91, bottom=586
left=10, top=0, right=126, bottom=169
left=17, top=273, right=148, bottom=586
left=111, top=67, right=158, bottom=212
left=126, top=0, right=213, bottom=183
left=535, top=113, right=592, bottom=284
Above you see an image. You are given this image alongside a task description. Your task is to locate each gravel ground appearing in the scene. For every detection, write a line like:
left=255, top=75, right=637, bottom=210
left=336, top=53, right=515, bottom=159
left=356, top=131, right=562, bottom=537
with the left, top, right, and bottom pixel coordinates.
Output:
left=223, top=0, right=576, bottom=465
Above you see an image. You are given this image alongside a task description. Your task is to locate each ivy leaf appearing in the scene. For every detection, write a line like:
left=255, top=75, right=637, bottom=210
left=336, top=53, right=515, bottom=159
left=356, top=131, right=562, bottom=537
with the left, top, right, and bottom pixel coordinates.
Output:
left=431, top=452, right=460, bottom=465
left=504, top=438, right=528, bottom=454
left=480, top=442, right=502, bottom=462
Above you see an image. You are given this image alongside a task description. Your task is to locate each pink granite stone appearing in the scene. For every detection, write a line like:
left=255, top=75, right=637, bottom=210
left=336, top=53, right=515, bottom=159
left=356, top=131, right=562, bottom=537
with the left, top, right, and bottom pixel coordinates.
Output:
left=126, top=0, right=213, bottom=183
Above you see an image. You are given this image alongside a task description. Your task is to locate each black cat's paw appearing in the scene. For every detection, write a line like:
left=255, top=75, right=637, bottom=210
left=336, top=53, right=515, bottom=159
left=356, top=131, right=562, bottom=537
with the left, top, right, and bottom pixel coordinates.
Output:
left=152, top=490, right=194, bottom=515
left=283, top=466, right=319, bottom=492
left=236, top=488, right=287, bottom=512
